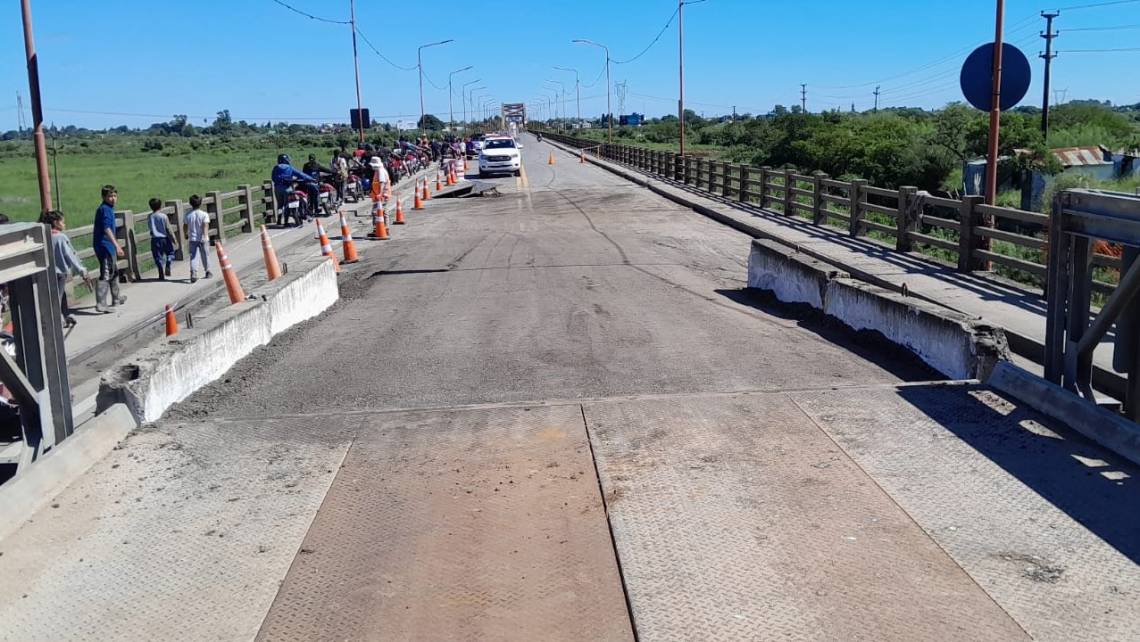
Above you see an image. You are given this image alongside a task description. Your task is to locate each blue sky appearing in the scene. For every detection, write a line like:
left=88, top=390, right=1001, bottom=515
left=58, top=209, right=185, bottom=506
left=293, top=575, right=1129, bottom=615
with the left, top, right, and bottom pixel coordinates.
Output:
left=2, top=0, right=1137, bottom=130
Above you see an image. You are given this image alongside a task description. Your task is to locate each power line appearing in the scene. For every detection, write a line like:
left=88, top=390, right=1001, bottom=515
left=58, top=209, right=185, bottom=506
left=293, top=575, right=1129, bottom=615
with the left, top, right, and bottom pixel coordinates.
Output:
left=1057, top=47, right=1140, bottom=51
left=421, top=70, right=447, bottom=91
left=354, top=27, right=417, bottom=71
left=1060, top=23, right=1140, bottom=31
left=1054, top=0, right=1140, bottom=10
left=268, top=0, right=350, bottom=24
left=613, top=7, right=679, bottom=64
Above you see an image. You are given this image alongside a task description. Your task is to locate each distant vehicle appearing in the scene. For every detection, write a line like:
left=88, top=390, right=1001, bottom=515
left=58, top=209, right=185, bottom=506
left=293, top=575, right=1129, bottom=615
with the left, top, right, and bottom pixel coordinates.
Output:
left=478, top=136, right=522, bottom=177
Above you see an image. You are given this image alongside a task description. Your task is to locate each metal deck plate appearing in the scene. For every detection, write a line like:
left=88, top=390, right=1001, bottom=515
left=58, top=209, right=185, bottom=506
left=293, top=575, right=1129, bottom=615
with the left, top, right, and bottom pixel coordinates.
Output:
left=257, top=404, right=633, bottom=642
left=0, top=417, right=354, bottom=642
left=790, top=384, right=1140, bottom=641
left=584, top=392, right=1028, bottom=641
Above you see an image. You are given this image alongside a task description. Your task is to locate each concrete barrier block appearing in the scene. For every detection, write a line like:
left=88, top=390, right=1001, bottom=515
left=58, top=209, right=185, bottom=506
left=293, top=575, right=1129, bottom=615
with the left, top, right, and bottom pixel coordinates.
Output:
left=97, top=258, right=340, bottom=424
left=747, top=239, right=847, bottom=310
left=824, top=277, right=1009, bottom=380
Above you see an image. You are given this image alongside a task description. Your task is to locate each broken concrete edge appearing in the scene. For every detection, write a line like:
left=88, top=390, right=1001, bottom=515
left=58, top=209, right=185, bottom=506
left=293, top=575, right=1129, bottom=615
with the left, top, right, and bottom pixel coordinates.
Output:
left=96, top=257, right=340, bottom=425
left=0, top=403, right=137, bottom=542
left=747, top=239, right=1010, bottom=381
left=988, top=361, right=1140, bottom=468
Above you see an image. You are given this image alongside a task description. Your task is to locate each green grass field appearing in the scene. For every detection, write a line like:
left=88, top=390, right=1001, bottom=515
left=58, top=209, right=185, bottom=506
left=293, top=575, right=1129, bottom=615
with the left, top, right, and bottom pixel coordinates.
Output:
left=0, top=137, right=336, bottom=226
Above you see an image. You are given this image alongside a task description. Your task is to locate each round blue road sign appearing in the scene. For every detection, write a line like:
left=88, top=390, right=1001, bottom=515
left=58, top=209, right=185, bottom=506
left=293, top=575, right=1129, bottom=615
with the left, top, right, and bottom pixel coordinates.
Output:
left=959, top=42, right=1031, bottom=112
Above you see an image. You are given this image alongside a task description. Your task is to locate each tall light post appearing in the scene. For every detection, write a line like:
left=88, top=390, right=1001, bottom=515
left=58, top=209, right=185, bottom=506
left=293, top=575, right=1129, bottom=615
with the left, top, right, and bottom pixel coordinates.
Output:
left=418, top=38, right=453, bottom=134
left=448, top=65, right=473, bottom=135
left=470, top=88, right=487, bottom=124
left=350, top=0, right=365, bottom=145
left=461, top=78, right=481, bottom=134
left=545, top=80, right=565, bottom=124
left=554, top=66, right=581, bottom=130
left=573, top=38, right=611, bottom=142
left=678, top=0, right=685, bottom=155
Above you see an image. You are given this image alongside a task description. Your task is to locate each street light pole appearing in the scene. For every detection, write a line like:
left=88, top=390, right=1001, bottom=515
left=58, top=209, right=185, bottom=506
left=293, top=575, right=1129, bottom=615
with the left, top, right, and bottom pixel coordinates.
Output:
left=678, top=0, right=685, bottom=156
left=20, top=0, right=52, bottom=214
left=461, top=78, right=481, bottom=135
left=573, top=39, right=611, bottom=142
left=554, top=66, right=581, bottom=130
left=448, top=65, right=473, bottom=136
left=545, top=80, right=565, bottom=125
left=350, top=0, right=365, bottom=145
left=418, top=38, right=453, bottom=134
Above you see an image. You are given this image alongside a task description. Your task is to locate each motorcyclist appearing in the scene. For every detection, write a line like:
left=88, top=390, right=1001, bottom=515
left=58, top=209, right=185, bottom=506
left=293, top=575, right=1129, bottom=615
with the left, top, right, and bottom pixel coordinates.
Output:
left=271, top=154, right=319, bottom=226
left=303, top=154, right=331, bottom=181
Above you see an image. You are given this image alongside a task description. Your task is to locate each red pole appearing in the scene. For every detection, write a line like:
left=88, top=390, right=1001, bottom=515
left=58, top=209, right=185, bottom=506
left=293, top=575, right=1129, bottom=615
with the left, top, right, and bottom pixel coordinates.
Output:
left=21, top=0, right=53, bottom=214
left=985, top=0, right=1005, bottom=205
left=678, top=0, right=685, bottom=156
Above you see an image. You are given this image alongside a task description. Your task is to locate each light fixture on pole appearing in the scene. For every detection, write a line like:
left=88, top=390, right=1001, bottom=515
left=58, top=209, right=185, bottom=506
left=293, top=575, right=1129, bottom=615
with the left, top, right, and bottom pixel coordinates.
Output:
left=573, top=38, right=611, bottom=142
left=448, top=65, right=473, bottom=135
left=554, top=66, right=581, bottom=131
left=461, top=78, right=481, bottom=134
left=418, top=38, right=454, bottom=134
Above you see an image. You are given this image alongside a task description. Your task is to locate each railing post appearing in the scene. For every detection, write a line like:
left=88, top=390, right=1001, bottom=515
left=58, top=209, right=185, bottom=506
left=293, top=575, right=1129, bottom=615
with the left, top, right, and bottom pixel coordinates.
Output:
left=758, top=166, right=770, bottom=207
left=783, top=168, right=795, bottom=216
left=957, top=195, right=986, bottom=272
left=722, top=163, right=733, bottom=198
left=684, top=156, right=692, bottom=185
left=896, top=186, right=919, bottom=252
left=738, top=165, right=750, bottom=203
left=238, top=184, right=255, bottom=234
left=164, top=199, right=186, bottom=261
left=207, top=190, right=225, bottom=243
left=812, top=172, right=828, bottom=225
left=848, top=179, right=867, bottom=237
left=118, top=210, right=141, bottom=282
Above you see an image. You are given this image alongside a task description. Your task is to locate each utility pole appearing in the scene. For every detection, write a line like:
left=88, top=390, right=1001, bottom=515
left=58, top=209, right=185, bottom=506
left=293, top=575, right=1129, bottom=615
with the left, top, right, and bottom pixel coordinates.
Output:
left=1040, top=11, right=1059, bottom=138
left=554, top=67, right=581, bottom=130
left=732, top=106, right=736, bottom=123
left=873, top=85, right=880, bottom=112
left=1054, top=88, right=1067, bottom=106
left=678, top=0, right=686, bottom=155
left=461, top=78, right=480, bottom=135
left=574, top=39, right=611, bottom=141
left=349, top=0, right=365, bottom=145
left=20, top=0, right=52, bottom=214
left=985, top=0, right=1005, bottom=205
left=16, top=92, right=27, bottom=134
left=800, top=84, right=807, bottom=113
left=448, top=66, right=473, bottom=135
left=418, top=39, right=453, bottom=135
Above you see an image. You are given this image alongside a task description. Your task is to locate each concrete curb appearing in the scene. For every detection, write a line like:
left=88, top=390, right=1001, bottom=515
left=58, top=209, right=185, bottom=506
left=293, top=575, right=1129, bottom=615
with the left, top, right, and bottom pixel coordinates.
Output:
left=97, top=258, right=339, bottom=424
left=0, top=404, right=137, bottom=542
left=988, top=361, right=1140, bottom=467
left=746, top=239, right=1010, bottom=381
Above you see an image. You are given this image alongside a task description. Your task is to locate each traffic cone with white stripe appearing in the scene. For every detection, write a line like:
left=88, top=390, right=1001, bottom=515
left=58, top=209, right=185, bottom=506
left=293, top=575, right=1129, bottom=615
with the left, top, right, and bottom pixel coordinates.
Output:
left=548, top=152, right=555, bottom=165
left=435, top=171, right=443, bottom=192
left=394, top=198, right=406, bottom=224
left=413, top=187, right=424, bottom=210
left=423, top=177, right=432, bottom=200
left=316, top=219, right=340, bottom=272
left=339, top=211, right=359, bottom=264
left=215, top=241, right=247, bottom=304
left=260, top=225, right=282, bottom=281
left=367, top=201, right=390, bottom=240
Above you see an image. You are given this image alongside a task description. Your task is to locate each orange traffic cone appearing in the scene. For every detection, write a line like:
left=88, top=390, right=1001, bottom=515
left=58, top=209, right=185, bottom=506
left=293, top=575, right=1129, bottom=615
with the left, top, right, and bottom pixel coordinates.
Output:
left=316, top=219, right=341, bottom=272
left=413, top=188, right=424, bottom=210
left=446, top=168, right=454, bottom=186
left=394, top=199, right=406, bottom=224
left=463, top=156, right=468, bottom=172
left=260, top=225, right=282, bottom=281
left=368, top=201, right=390, bottom=240
left=215, top=241, right=246, bottom=304
left=435, top=172, right=443, bottom=192
left=424, top=177, right=432, bottom=200
left=164, top=304, right=179, bottom=336
left=339, top=211, right=359, bottom=264
left=548, top=152, right=555, bottom=165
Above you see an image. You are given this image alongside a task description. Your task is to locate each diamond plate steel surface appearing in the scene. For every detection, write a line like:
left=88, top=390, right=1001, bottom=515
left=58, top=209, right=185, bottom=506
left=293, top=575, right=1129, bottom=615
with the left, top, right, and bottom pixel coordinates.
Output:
left=256, top=404, right=633, bottom=642
left=0, top=416, right=355, bottom=642
left=789, top=384, right=1140, bottom=642
left=584, top=392, right=1028, bottom=642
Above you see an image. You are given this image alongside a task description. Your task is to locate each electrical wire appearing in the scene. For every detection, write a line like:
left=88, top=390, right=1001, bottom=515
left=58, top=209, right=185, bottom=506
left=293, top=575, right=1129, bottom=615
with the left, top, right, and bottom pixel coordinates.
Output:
left=1054, top=0, right=1140, bottom=10
left=1057, top=47, right=1140, bottom=51
left=421, top=70, right=447, bottom=91
left=613, top=7, right=679, bottom=64
left=1060, top=23, right=1140, bottom=31
left=268, top=0, right=350, bottom=24
left=355, top=27, right=417, bottom=71
left=581, top=61, right=608, bottom=89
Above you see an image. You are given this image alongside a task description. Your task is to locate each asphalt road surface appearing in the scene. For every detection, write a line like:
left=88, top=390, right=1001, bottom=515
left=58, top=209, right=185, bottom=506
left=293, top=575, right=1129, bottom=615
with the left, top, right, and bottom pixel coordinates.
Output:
left=1, top=135, right=1137, bottom=642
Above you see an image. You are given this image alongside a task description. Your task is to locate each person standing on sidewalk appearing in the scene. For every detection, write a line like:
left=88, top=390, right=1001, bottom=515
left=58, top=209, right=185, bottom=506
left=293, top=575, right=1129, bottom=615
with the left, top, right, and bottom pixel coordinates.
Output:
left=42, top=210, right=93, bottom=328
left=184, top=195, right=212, bottom=284
left=147, top=198, right=178, bottom=281
left=91, top=185, right=126, bottom=313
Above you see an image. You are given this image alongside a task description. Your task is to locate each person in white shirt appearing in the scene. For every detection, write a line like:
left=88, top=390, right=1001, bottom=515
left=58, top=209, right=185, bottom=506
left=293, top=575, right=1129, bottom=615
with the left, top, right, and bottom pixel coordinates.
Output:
left=184, top=194, right=212, bottom=283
